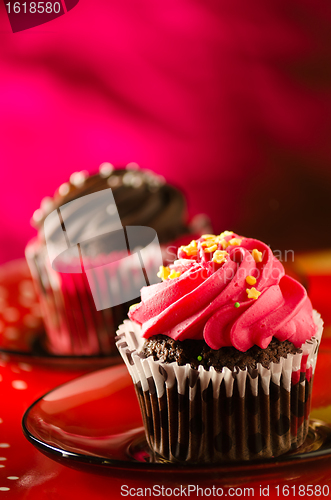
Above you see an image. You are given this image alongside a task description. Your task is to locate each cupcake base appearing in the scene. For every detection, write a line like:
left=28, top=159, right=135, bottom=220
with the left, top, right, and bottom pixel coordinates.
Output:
left=116, top=312, right=323, bottom=464
left=134, top=372, right=313, bottom=463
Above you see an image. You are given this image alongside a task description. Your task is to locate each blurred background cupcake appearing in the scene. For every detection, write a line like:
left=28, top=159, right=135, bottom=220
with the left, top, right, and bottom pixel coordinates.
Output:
left=25, top=163, right=211, bottom=357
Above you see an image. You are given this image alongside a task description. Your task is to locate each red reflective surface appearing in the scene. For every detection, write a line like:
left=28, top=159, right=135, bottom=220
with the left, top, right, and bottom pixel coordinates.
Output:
left=22, top=363, right=331, bottom=473
left=0, top=348, right=328, bottom=499
left=0, top=259, right=331, bottom=498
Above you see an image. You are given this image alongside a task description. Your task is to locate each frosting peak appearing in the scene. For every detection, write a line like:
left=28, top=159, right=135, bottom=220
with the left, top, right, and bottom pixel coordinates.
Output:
left=129, top=233, right=317, bottom=352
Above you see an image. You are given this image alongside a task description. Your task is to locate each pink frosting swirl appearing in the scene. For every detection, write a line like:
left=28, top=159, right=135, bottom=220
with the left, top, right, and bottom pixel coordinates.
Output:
left=129, top=233, right=317, bottom=352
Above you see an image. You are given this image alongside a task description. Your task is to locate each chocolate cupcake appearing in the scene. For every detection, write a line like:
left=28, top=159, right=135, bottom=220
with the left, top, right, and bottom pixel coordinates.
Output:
left=31, top=165, right=189, bottom=244
left=116, top=231, right=323, bottom=463
left=25, top=164, right=206, bottom=356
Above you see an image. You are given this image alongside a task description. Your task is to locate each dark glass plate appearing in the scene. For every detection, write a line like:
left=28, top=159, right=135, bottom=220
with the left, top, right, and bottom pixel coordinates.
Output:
left=22, top=365, right=331, bottom=482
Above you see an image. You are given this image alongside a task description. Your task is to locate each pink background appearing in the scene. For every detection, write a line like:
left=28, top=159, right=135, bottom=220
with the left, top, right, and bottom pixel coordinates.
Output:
left=1, top=0, right=331, bottom=263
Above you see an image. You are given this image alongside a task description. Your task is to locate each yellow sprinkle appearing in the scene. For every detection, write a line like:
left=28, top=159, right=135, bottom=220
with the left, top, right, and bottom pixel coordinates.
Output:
left=228, top=238, right=242, bottom=246
left=219, top=239, right=230, bottom=249
left=204, top=244, right=218, bottom=253
left=169, top=270, right=181, bottom=279
left=129, top=303, right=140, bottom=311
left=212, top=250, right=228, bottom=264
left=246, top=287, right=261, bottom=300
left=201, top=240, right=217, bottom=247
left=246, top=275, right=257, bottom=286
left=157, top=266, right=170, bottom=281
left=180, top=240, right=198, bottom=257
left=201, top=234, right=217, bottom=240
left=219, top=230, right=234, bottom=239
left=209, top=235, right=222, bottom=244
left=252, top=249, right=263, bottom=263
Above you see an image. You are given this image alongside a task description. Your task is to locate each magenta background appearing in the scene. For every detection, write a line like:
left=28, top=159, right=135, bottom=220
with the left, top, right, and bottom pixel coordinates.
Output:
left=1, top=0, right=331, bottom=264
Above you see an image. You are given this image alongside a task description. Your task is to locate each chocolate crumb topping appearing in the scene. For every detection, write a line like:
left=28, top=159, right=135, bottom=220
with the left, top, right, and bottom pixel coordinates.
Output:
left=143, top=335, right=302, bottom=372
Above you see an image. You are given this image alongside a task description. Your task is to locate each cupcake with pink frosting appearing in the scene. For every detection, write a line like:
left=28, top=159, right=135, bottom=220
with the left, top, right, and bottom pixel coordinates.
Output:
left=116, top=231, right=323, bottom=463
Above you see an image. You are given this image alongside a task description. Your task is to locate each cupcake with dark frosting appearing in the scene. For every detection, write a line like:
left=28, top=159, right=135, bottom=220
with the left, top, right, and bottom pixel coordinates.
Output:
left=30, top=164, right=189, bottom=244
left=25, top=163, right=206, bottom=356
left=116, top=231, right=323, bottom=463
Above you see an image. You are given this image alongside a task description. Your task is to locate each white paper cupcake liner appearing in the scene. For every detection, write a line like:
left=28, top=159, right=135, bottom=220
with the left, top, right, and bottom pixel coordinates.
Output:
left=116, top=311, right=323, bottom=463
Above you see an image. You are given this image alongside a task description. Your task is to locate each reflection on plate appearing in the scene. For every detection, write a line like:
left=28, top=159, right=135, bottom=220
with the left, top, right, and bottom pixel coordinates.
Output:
left=22, top=365, right=331, bottom=483
left=0, top=334, right=121, bottom=368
